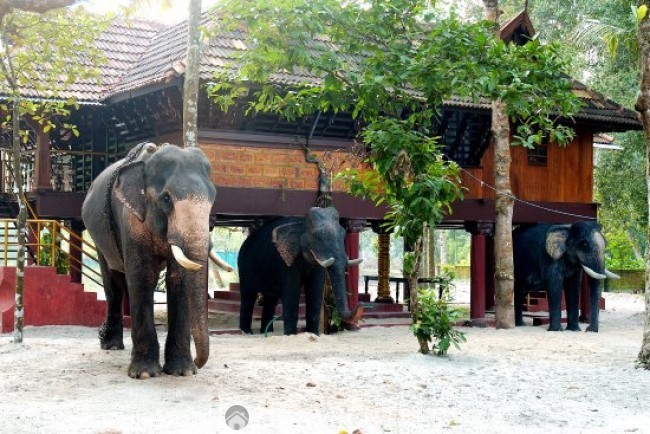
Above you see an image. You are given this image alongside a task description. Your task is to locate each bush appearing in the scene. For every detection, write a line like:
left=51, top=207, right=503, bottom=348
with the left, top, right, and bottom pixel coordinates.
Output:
left=410, top=276, right=466, bottom=356
left=38, top=232, right=69, bottom=275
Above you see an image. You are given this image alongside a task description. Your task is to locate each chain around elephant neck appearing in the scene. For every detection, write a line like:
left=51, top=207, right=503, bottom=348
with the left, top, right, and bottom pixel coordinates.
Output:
left=103, top=142, right=155, bottom=252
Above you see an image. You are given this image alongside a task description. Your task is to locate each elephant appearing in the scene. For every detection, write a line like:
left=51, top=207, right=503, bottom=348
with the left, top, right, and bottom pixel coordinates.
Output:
left=513, top=221, right=619, bottom=332
left=237, top=207, right=364, bottom=335
left=82, top=142, right=216, bottom=378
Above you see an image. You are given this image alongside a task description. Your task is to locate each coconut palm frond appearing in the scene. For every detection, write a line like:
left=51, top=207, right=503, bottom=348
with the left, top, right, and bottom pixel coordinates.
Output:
left=121, top=0, right=175, bottom=18
left=572, top=14, right=637, bottom=61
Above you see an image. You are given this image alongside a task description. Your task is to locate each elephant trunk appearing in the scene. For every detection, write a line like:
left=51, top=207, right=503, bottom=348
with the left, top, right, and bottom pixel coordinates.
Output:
left=169, top=199, right=212, bottom=368
left=179, top=245, right=209, bottom=368
left=328, top=262, right=364, bottom=328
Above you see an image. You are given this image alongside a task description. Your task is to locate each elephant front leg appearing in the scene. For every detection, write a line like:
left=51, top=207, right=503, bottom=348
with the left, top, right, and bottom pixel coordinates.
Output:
left=126, top=269, right=162, bottom=379
left=564, top=274, right=582, bottom=331
left=281, top=275, right=302, bottom=335
left=546, top=280, right=564, bottom=332
left=304, top=271, right=325, bottom=335
left=163, top=264, right=197, bottom=376
left=98, top=254, right=126, bottom=350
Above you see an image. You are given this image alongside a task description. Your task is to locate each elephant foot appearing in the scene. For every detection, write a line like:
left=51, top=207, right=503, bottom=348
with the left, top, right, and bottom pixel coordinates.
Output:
left=515, top=319, right=525, bottom=327
left=585, top=325, right=599, bottom=333
left=163, top=356, right=197, bottom=377
left=547, top=324, right=563, bottom=332
left=240, top=329, right=253, bottom=335
left=99, top=320, right=124, bottom=350
left=565, top=324, right=581, bottom=332
left=128, top=358, right=163, bottom=379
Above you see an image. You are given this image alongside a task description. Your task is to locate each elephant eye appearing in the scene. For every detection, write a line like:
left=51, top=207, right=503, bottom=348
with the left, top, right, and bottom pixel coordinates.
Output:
left=161, top=192, right=172, bottom=205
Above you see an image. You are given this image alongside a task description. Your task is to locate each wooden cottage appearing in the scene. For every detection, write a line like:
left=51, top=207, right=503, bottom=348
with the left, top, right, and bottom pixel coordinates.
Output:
left=0, top=11, right=642, bottom=331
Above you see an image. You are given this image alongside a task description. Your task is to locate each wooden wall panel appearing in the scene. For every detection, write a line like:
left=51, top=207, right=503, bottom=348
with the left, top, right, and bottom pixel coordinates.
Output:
left=463, top=128, right=593, bottom=204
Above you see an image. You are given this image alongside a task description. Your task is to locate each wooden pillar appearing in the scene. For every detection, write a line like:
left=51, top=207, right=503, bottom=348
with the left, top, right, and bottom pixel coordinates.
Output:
left=485, top=234, right=495, bottom=311
left=68, top=220, right=84, bottom=284
left=466, top=222, right=493, bottom=326
left=34, top=124, right=52, bottom=191
left=344, top=219, right=365, bottom=311
left=372, top=221, right=393, bottom=303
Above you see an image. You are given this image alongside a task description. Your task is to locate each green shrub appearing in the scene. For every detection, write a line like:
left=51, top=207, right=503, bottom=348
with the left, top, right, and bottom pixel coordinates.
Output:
left=38, top=232, right=69, bottom=275
left=410, top=276, right=466, bottom=356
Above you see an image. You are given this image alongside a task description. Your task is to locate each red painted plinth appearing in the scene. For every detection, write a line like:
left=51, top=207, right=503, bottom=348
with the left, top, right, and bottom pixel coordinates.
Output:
left=0, top=266, right=106, bottom=333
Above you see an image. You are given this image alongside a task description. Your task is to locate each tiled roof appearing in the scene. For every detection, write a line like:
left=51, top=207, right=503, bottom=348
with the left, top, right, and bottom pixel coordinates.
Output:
left=2, top=19, right=163, bottom=104
left=7, top=12, right=641, bottom=130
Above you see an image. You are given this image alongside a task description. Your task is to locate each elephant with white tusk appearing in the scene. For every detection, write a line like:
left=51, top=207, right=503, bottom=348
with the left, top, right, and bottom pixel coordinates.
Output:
left=513, top=221, right=619, bottom=332
left=237, top=207, right=364, bottom=335
left=82, top=143, right=216, bottom=378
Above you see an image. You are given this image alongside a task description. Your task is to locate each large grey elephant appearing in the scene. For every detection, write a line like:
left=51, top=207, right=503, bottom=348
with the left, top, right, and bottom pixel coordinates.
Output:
left=513, top=221, right=619, bottom=332
left=82, top=142, right=216, bottom=378
left=237, top=207, right=363, bottom=335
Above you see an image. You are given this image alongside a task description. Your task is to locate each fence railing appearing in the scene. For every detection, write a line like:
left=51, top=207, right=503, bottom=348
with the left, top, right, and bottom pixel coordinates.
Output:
left=0, top=218, right=103, bottom=288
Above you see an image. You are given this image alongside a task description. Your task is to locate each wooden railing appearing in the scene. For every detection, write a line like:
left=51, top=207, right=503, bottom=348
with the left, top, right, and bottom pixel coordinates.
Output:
left=0, top=218, right=103, bottom=288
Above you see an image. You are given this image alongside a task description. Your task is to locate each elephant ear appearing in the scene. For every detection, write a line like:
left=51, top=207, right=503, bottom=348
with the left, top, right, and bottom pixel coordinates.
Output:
left=272, top=221, right=305, bottom=267
left=545, top=225, right=570, bottom=260
left=114, top=161, right=146, bottom=222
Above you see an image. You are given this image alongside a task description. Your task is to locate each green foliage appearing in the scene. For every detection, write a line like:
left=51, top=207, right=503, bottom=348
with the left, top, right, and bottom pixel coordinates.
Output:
left=0, top=4, right=110, bottom=133
left=604, top=228, right=645, bottom=270
left=37, top=232, right=69, bottom=275
left=410, top=277, right=466, bottom=356
left=210, top=0, right=581, bottom=351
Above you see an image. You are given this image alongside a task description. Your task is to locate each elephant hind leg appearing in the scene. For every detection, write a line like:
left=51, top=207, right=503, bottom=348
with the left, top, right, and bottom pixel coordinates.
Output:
left=98, top=254, right=126, bottom=350
left=239, top=290, right=257, bottom=334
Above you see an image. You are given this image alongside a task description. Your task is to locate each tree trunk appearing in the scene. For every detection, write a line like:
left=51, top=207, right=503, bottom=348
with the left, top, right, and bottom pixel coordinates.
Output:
left=483, top=0, right=515, bottom=329
left=183, top=0, right=202, bottom=148
left=492, top=100, right=515, bottom=328
left=407, top=235, right=429, bottom=354
left=635, top=8, right=650, bottom=369
left=12, top=98, right=27, bottom=343
left=428, top=226, right=436, bottom=279
left=439, top=230, right=448, bottom=268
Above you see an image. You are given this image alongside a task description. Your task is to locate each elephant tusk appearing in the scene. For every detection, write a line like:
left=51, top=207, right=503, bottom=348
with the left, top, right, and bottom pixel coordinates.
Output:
left=209, top=250, right=234, bottom=272
left=171, top=245, right=203, bottom=271
left=581, top=264, right=606, bottom=280
left=347, top=257, right=364, bottom=267
left=605, top=269, right=621, bottom=280
left=311, top=249, right=334, bottom=268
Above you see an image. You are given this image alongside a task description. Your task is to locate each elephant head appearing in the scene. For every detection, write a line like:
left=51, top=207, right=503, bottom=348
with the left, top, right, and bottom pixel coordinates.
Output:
left=272, top=207, right=364, bottom=327
left=545, top=221, right=619, bottom=331
left=114, top=144, right=216, bottom=367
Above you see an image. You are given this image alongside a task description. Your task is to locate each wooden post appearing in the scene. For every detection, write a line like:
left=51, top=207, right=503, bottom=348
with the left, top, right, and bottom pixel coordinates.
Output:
left=372, top=221, right=394, bottom=303
left=466, top=222, right=493, bottom=326
left=344, top=219, right=365, bottom=311
left=68, top=220, right=84, bottom=284
left=485, top=234, right=496, bottom=311
left=34, top=124, right=52, bottom=191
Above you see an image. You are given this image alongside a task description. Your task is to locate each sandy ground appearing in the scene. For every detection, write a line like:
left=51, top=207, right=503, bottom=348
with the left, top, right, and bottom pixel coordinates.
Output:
left=1, top=291, right=649, bottom=434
